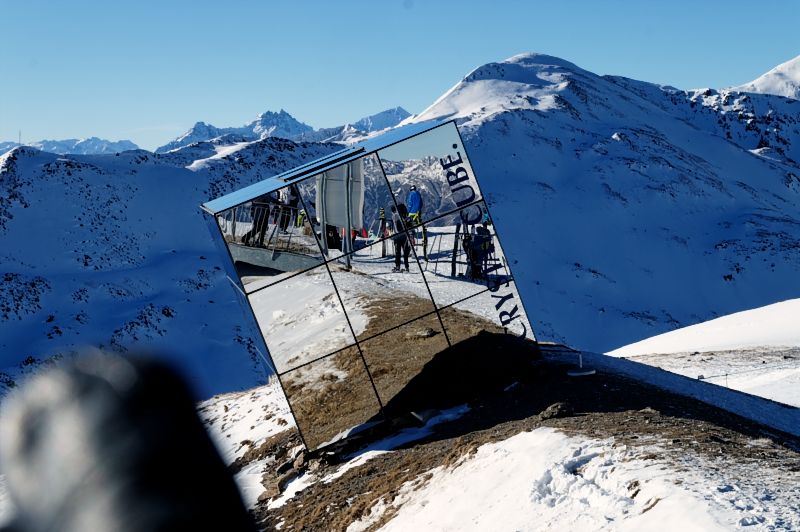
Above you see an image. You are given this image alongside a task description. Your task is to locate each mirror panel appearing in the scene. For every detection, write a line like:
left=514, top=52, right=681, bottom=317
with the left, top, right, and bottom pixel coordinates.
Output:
left=247, top=264, right=356, bottom=374
left=214, top=181, right=325, bottom=293
left=326, top=237, right=436, bottom=339
left=281, top=345, right=382, bottom=450
left=419, top=201, right=513, bottom=309
left=438, top=279, right=535, bottom=346
left=378, top=122, right=482, bottom=228
left=358, top=313, right=448, bottom=409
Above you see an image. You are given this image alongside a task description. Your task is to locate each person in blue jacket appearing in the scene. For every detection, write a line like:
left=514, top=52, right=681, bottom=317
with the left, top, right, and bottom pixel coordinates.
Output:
left=406, top=185, right=428, bottom=260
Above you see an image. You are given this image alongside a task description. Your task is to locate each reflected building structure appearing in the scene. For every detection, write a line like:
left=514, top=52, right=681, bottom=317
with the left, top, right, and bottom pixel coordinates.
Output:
left=201, top=120, right=537, bottom=450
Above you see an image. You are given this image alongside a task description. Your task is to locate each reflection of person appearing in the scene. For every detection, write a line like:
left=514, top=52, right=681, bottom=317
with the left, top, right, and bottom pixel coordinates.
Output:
left=242, top=194, right=271, bottom=247
left=325, top=224, right=342, bottom=251
left=465, top=222, right=495, bottom=280
left=390, top=204, right=411, bottom=272
left=407, top=185, right=421, bottom=217
left=379, top=206, right=387, bottom=257
left=407, top=185, right=428, bottom=261
left=278, top=186, right=299, bottom=232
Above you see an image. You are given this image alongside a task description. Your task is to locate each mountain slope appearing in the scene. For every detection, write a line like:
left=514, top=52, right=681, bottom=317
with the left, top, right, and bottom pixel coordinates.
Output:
left=411, top=52, right=800, bottom=351
left=607, top=299, right=800, bottom=407
left=732, top=54, right=800, bottom=100
left=0, top=139, right=339, bottom=398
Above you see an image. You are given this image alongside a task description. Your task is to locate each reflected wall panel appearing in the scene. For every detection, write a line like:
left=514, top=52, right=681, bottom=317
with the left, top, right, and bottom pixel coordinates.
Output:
left=327, top=238, right=436, bottom=339
left=247, top=264, right=356, bottom=374
left=419, top=202, right=513, bottom=309
left=358, top=313, right=448, bottom=408
left=438, top=279, right=535, bottom=346
left=215, top=188, right=326, bottom=293
left=281, top=345, right=382, bottom=450
left=378, top=122, right=482, bottom=227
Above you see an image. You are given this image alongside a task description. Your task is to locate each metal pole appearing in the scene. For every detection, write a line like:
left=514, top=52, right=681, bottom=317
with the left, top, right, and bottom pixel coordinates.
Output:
left=318, top=173, right=328, bottom=257
left=345, top=163, right=352, bottom=270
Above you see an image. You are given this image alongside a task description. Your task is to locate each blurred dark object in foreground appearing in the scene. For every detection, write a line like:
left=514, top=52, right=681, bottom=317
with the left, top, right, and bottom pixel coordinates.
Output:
left=0, top=352, right=255, bottom=532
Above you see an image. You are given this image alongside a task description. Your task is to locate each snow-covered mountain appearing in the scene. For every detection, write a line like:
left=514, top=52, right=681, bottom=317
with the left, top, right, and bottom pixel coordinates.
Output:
left=403, top=52, right=800, bottom=351
left=0, top=138, right=339, bottom=398
left=155, top=107, right=410, bottom=153
left=732, top=54, right=800, bottom=100
left=0, top=137, right=138, bottom=156
left=155, top=110, right=314, bottom=153
left=353, top=106, right=411, bottom=132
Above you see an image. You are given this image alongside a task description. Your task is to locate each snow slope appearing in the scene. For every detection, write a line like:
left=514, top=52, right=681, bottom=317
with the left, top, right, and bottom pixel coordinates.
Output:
left=607, top=299, right=800, bottom=407
left=407, top=52, right=800, bottom=352
left=362, top=428, right=786, bottom=531
left=0, top=139, right=339, bottom=398
left=732, top=55, right=800, bottom=100
left=609, top=299, right=800, bottom=356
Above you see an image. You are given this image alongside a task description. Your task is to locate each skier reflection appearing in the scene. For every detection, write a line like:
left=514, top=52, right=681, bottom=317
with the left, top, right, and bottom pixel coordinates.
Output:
left=389, top=204, right=411, bottom=273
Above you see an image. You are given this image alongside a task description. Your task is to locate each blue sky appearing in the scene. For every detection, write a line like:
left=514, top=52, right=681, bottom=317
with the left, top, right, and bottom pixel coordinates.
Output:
left=1, top=0, right=798, bottom=150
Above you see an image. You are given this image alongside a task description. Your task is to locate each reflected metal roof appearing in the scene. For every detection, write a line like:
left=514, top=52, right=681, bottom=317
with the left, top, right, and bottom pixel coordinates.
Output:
left=201, top=119, right=449, bottom=215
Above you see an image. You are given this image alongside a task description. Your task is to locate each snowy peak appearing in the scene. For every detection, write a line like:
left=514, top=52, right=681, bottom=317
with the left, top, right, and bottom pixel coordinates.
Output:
left=250, top=109, right=313, bottom=138
left=414, top=52, right=588, bottom=122
left=465, top=53, right=586, bottom=84
left=155, top=107, right=409, bottom=153
left=732, top=54, right=800, bottom=100
left=155, top=110, right=312, bottom=153
left=352, top=107, right=410, bottom=133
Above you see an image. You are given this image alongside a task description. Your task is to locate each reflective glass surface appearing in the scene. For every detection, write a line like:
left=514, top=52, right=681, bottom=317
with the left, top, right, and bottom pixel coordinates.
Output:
left=327, top=238, right=436, bottom=339
left=358, top=313, right=448, bottom=408
left=438, top=279, right=535, bottom=346
left=378, top=122, right=482, bottom=227
left=215, top=182, right=325, bottom=292
left=280, top=345, right=382, bottom=450
left=247, top=264, right=356, bottom=374
left=206, top=122, right=539, bottom=450
left=418, top=202, right=513, bottom=309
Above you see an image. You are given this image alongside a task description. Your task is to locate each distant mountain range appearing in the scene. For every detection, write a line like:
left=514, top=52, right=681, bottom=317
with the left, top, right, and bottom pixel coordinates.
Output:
left=0, top=107, right=410, bottom=157
left=154, top=107, right=410, bottom=153
left=0, top=137, right=139, bottom=156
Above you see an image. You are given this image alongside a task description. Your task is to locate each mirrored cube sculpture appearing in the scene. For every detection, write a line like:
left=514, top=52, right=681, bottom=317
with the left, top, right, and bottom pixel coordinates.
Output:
left=201, top=120, right=537, bottom=451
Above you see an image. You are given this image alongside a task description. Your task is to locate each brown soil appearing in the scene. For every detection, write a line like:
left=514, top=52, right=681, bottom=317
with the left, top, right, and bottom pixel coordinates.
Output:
left=254, top=345, right=800, bottom=531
